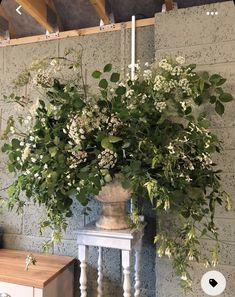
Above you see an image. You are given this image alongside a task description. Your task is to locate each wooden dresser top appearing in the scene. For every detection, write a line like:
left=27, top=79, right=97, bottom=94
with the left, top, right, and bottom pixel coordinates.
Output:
left=0, top=249, right=75, bottom=288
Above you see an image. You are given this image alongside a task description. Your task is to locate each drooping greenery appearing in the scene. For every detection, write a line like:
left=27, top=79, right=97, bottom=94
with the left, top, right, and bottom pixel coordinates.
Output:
left=1, top=50, right=233, bottom=290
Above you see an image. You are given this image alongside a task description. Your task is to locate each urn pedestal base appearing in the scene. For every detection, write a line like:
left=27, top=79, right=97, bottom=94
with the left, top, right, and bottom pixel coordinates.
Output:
left=96, top=178, right=131, bottom=230
left=96, top=201, right=129, bottom=230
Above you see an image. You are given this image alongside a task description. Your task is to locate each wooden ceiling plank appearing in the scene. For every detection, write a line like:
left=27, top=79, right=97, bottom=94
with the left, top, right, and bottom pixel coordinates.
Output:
left=15, top=0, right=59, bottom=33
left=0, top=4, right=16, bottom=38
left=90, top=0, right=110, bottom=25
left=164, top=0, right=174, bottom=11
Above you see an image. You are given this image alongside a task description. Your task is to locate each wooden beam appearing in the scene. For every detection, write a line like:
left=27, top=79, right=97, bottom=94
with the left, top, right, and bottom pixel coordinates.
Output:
left=164, top=0, right=174, bottom=11
left=0, top=17, right=155, bottom=47
left=15, top=0, right=61, bottom=32
left=90, top=0, right=110, bottom=25
left=0, top=4, right=16, bottom=38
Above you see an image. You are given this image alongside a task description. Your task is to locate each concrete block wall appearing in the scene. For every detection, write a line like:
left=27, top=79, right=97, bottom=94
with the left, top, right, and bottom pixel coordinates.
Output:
left=0, top=1, right=235, bottom=296
left=155, top=1, right=235, bottom=296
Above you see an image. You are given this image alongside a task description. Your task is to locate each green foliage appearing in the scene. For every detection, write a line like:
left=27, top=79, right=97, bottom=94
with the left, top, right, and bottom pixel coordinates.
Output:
left=2, top=53, right=233, bottom=291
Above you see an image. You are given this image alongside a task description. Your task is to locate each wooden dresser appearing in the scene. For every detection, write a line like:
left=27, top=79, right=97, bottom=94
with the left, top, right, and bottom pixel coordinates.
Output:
left=0, top=249, right=75, bottom=297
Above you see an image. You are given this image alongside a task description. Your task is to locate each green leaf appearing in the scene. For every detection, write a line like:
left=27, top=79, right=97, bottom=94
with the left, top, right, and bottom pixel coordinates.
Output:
left=54, top=136, right=60, bottom=145
left=101, top=138, right=113, bottom=150
left=49, top=146, right=58, bottom=157
left=110, top=73, right=120, bottom=83
left=92, top=70, right=102, bottom=79
left=187, top=64, right=196, bottom=70
left=201, top=71, right=209, bottom=81
left=199, top=80, right=204, bottom=93
left=115, top=86, right=126, bottom=96
left=108, top=135, right=122, bottom=143
left=104, top=174, right=112, bottom=183
left=215, top=100, right=224, bottom=116
left=219, top=93, right=233, bottom=102
left=2, top=143, right=11, bottom=153
left=99, top=79, right=108, bottom=89
left=11, top=139, right=21, bottom=149
left=209, top=74, right=223, bottom=85
left=103, top=64, right=112, bottom=72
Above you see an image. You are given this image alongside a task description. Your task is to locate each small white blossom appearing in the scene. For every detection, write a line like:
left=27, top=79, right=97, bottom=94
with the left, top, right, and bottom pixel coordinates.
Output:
left=155, top=101, right=167, bottom=112
left=181, top=273, right=188, bottom=281
left=165, top=247, right=171, bottom=258
left=167, top=142, right=175, bottom=154
left=176, top=56, right=185, bottom=65
left=185, top=175, right=192, bottom=183
left=180, top=101, right=187, bottom=112
left=126, top=89, right=134, bottom=98
left=31, top=157, right=37, bottom=163
left=159, top=59, right=173, bottom=71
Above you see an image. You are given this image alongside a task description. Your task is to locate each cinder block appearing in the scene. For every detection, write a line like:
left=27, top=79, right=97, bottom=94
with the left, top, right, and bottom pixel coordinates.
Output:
left=0, top=208, right=22, bottom=234
left=3, top=234, right=48, bottom=253
left=215, top=218, right=235, bottom=243
left=213, top=149, right=235, bottom=173
left=58, top=31, right=122, bottom=90
left=156, top=41, right=235, bottom=66
left=4, top=40, right=59, bottom=86
left=215, top=172, right=235, bottom=219
left=155, top=1, right=235, bottom=50
left=210, top=127, right=235, bottom=150
left=125, top=26, right=155, bottom=68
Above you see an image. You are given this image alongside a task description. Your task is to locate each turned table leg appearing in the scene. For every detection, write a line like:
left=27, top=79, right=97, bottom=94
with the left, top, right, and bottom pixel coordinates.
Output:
left=134, top=250, right=141, bottom=297
left=97, top=247, right=103, bottom=297
left=122, top=250, right=131, bottom=297
left=78, top=245, right=88, bottom=297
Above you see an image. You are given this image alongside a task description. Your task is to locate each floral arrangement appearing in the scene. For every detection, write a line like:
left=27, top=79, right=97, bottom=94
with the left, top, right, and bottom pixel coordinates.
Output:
left=1, top=50, right=233, bottom=290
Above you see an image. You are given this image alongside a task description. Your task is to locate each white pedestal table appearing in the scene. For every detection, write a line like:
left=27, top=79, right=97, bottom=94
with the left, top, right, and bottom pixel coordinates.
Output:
left=77, top=222, right=145, bottom=297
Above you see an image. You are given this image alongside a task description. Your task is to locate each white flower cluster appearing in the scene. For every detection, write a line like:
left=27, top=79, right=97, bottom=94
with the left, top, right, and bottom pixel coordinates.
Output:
left=154, top=101, right=167, bottom=112
left=22, top=144, right=31, bottom=161
left=32, top=69, right=53, bottom=87
left=69, top=151, right=88, bottom=169
left=159, top=59, right=173, bottom=72
left=178, top=78, right=192, bottom=96
left=171, top=65, right=183, bottom=76
left=98, top=149, right=117, bottom=169
left=106, top=113, right=122, bottom=134
left=67, top=116, right=84, bottom=146
left=196, top=153, right=213, bottom=167
left=143, top=69, right=152, bottom=82
left=153, top=75, right=171, bottom=93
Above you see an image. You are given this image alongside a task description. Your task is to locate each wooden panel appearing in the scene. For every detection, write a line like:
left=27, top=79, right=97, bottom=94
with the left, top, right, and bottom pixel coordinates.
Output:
left=0, top=281, right=33, bottom=297
left=90, top=0, right=110, bottom=25
left=0, top=249, right=75, bottom=289
left=15, top=0, right=59, bottom=32
left=43, top=266, right=74, bottom=297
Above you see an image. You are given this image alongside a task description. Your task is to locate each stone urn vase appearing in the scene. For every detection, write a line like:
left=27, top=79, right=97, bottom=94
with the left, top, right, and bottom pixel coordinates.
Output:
left=96, top=178, right=131, bottom=230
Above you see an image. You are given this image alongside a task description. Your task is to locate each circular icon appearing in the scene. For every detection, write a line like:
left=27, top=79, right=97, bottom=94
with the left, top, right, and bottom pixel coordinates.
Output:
left=201, top=271, right=226, bottom=296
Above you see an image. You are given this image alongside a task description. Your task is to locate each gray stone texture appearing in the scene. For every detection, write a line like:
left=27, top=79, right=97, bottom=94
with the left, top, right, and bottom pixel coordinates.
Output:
left=0, top=1, right=234, bottom=296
